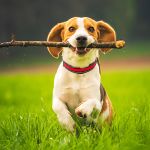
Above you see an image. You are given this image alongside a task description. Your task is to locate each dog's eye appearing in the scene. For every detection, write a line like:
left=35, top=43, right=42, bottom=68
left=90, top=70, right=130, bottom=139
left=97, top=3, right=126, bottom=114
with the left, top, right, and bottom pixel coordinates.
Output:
left=88, top=27, right=95, bottom=33
left=69, top=26, right=75, bottom=32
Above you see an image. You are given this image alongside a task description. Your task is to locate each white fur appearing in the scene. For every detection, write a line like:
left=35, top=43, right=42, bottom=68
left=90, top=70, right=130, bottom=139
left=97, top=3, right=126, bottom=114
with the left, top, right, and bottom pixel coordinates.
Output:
left=75, top=99, right=101, bottom=117
left=53, top=62, right=102, bottom=131
left=101, top=108, right=109, bottom=121
left=52, top=97, right=75, bottom=131
left=62, top=47, right=98, bottom=67
left=52, top=17, right=103, bottom=131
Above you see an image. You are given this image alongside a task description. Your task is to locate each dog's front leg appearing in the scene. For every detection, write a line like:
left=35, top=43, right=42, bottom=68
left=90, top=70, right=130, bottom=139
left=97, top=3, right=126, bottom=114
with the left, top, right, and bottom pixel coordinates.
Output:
left=52, top=97, right=75, bottom=132
left=75, top=99, right=102, bottom=119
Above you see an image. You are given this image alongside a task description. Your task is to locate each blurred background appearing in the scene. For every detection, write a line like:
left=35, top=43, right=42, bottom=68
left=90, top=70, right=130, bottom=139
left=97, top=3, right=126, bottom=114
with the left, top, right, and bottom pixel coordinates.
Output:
left=0, top=0, right=150, bottom=72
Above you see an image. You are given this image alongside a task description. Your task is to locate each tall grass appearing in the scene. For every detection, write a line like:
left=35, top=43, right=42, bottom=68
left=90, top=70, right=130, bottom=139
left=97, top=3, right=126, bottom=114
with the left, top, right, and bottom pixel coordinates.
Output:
left=0, top=70, right=150, bottom=150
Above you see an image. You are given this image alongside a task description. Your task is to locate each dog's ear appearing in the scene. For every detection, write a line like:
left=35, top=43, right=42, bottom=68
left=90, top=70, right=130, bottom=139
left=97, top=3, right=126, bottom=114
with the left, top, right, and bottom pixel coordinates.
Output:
left=97, top=21, right=116, bottom=53
left=47, top=22, right=65, bottom=58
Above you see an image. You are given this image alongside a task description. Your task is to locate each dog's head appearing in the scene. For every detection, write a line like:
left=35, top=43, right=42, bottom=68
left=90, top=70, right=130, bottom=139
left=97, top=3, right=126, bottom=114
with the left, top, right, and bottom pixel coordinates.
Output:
left=47, top=17, right=116, bottom=58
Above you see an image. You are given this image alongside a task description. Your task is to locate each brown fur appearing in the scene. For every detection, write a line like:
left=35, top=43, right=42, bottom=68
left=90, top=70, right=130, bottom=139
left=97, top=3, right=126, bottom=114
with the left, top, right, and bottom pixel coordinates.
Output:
left=101, top=94, right=113, bottom=124
left=83, top=17, right=99, bottom=41
left=100, top=84, right=113, bottom=124
left=47, top=22, right=65, bottom=58
left=47, top=17, right=78, bottom=58
left=97, top=21, right=116, bottom=53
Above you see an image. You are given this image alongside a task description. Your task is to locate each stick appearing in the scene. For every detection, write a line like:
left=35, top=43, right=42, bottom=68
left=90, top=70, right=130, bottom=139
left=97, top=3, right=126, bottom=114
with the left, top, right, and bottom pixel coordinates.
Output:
left=0, top=40, right=125, bottom=49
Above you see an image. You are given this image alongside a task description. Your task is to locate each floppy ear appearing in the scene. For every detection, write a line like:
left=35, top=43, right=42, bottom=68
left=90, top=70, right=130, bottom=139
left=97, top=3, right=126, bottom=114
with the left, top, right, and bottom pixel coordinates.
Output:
left=47, top=22, right=64, bottom=58
left=97, top=21, right=116, bottom=53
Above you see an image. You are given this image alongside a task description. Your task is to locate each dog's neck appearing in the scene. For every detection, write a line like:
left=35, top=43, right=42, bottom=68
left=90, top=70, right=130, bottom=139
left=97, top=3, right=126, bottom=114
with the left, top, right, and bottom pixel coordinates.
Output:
left=62, top=48, right=99, bottom=68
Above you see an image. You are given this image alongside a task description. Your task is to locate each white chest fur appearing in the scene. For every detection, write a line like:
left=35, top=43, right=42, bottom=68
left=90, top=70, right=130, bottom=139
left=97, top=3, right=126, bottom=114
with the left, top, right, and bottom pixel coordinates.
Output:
left=53, top=62, right=101, bottom=110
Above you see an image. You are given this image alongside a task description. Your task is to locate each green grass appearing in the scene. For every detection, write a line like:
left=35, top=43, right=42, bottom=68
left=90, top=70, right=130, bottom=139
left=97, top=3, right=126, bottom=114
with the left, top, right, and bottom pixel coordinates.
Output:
left=0, top=70, right=150, bottom=150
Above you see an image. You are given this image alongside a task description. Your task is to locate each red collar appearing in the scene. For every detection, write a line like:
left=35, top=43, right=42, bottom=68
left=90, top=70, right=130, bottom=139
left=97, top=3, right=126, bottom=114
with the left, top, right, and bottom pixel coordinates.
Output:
left=63, top=60, right=97, bottom=74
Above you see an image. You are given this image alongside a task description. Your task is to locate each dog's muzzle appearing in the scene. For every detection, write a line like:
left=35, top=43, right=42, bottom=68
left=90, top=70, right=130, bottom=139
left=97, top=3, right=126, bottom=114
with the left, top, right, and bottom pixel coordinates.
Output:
left=75, top=36, right=88, bottom=55
left=76, top=36, right=87, bottom=47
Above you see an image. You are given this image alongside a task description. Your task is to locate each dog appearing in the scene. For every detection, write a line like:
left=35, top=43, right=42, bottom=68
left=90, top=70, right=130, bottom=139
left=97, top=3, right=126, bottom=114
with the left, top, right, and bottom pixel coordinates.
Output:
left=47, top=17, right=116, bottom=132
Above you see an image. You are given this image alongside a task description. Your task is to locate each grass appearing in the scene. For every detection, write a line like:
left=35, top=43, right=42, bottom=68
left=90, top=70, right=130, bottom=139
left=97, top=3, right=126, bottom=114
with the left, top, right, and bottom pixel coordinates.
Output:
left=0, top=70, right=150, bottom=150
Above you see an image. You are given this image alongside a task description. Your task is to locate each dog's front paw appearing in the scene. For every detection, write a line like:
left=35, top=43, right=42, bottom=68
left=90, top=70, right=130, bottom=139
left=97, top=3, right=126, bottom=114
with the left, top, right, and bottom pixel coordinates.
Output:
left=58, top=115, right=75, bottom=132
left=75, top=102, right=93, bottom=118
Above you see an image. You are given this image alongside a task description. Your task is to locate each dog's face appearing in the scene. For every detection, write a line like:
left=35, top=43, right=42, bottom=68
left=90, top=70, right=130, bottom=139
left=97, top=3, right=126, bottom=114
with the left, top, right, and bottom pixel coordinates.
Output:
left=47, top=17, right=116, bottom=58
left=65, top=17, right=97, bottom=56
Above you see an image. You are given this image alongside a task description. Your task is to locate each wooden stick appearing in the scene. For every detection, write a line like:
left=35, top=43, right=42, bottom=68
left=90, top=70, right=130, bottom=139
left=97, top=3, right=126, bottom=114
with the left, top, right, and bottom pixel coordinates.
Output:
left=0, top=40, right=125, bottom=49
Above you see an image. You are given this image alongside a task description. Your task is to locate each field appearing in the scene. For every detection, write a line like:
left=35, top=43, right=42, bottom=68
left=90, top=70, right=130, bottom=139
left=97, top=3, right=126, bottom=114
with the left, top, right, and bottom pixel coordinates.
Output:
left=0, top=69, right=150, bottom=150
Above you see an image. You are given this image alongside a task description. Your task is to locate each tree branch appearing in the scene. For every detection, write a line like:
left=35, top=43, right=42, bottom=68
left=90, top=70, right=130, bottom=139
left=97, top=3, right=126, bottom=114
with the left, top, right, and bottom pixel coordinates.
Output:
left=0, top=40, right=125, bottom=49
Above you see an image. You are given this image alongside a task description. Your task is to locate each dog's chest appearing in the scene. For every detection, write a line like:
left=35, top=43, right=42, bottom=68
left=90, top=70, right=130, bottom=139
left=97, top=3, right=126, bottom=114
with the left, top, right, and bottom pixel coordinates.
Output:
left=53, top=62, right=100, bottom=109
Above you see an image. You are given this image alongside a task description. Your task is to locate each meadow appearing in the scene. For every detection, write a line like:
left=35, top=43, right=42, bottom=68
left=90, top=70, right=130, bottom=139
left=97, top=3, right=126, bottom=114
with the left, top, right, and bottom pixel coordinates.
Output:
left=0, top=69, right=150, bottom=150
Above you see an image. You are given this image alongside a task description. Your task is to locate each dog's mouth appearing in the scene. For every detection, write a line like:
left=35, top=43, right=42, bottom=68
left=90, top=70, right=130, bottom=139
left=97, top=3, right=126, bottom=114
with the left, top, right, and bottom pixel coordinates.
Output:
left=71, top=47, right=90, bottom=55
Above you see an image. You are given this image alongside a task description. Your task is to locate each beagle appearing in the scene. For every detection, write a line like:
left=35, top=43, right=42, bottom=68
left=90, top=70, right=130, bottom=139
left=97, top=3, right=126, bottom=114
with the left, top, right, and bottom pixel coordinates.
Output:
left=47, top=17, right=116, bottom=132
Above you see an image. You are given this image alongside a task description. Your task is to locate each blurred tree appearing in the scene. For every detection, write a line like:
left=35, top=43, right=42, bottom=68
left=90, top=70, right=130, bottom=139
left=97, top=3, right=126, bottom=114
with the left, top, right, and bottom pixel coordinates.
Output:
left=132, top=0, right=150, bottom=40
left=0, top=0, right=149, bottom=61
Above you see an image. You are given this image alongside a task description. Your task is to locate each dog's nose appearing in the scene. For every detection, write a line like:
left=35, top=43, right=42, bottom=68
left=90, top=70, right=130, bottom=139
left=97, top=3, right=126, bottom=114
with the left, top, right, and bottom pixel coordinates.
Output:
left=76, top=36, right=87, bottom=46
